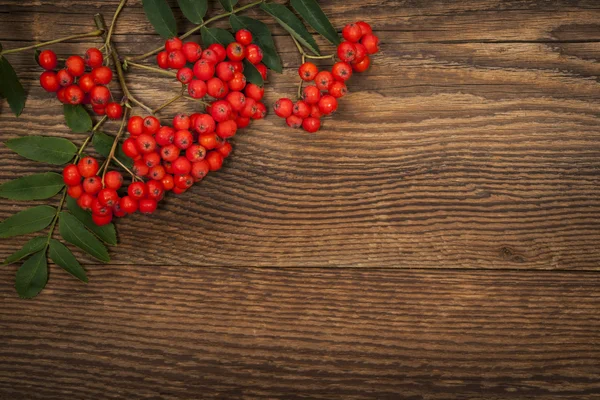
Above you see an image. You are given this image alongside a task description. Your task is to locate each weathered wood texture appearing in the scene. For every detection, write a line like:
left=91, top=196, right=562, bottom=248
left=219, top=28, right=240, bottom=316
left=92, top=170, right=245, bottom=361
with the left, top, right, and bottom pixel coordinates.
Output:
left=1, top=0, right=600, bottom=398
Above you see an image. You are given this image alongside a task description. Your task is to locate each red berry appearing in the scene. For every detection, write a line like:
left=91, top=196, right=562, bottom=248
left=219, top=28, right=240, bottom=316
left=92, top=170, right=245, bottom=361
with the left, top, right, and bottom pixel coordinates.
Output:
left=329, top=81, right=348, bottom=98
left=244, top=83, right=264, bottom=101
left=39, top=71, right=60, bottom=92
left=92, top=105, right=106, bottom=115
left=315, top=70, right=334, bottom=91
left=174, top=129, right=193, bottom=149
left=174, top=174, right=194, bottom=189
left=104, top=170, right=123, bottom=190
left=337, top=41, right=357, bottom=63
left=255, top=63, right=268, bottom=80
left=78, top=74, right=95, bottom=93
left=127, top=116, right=144, bottom=136
left=65, top=55, right=85, bottom=77
left=216, top=120, right=237, bottom=138
left=274, top=98, right=293, bottom=118
left=356, top=21, right=372, bottom=36
left=173, top=114, right=191, bottom=130
left=193, top=59, right=215, bottom=80
left=293, top=100, right=310, bottom=118
left=253, top=102, right=267, bottom=120
left=240, top=97, right=257, bottom=118
left=188, top=79, right=208, bottom=99
left=92, top=197, right=112, bottom=216
left=146, top=180, right=165, bottom=201
left=298, top=62, right=318, bottom=81
left=302, top=85, right=321, bottom=105
left=143, top=152, right=161, bottom=168
left=120, top=196, right=138, bottom=213
left=217, top=142, right=233, bottom=158
left=191, top=160, right=210, bottom=180
left=302, top=117, right=321, bottom=133
left=352, top=55, right=371, bottom=72
left=353, top=43, right=367, bottom=64
left=160, top=144, right=179, bottom=162
left=199, top=133, right=221, bottom=150
left=236, top=29, right=253, bottom=46
left=207, top=77, right=228, bottom=98
left=286, top=115, right=303, bottom=129
left=85, top=48, right=103, bottom=68
left=77, top=157, right=99, bottom=178
left=63, top=164, right=81, bottom=186
left=194, top=114, right=216, bottom=134
left=143, top=116, right=160, bottom=134
left=182, top=42, right=202, bottom=63
left=155, top=126, right=175, bottom=146
left=168, top=50, right=187, bottom=69
left=90, top=85, right=110, bottom=107
left=162, top=175, right=175, bottom=191
left=177, top=67, right=194, bottom=84
left=113, top=202, right=127, bottom=218
left=245, top=44, right=263, bottom=64
left=332, top=62, right=353, bottom=81
left=92, top=66, right=113, bottom=84
left=228, top=72, right=246, bottom=91
left=133, top=159, right=149, bottom=177
left=231, top=61, right=243, bottom=73
left=186, top=144, right=206, bottom=162
left=206, top=151, right=224, bottom=171
left=318, top=95, right=338, bottom=115
left=361, top=34, right=379, bottom=54
left=122, top=138, right=140, bottom=159
left=136, top=134, right=157, bottom=154
left=208, top=44, right=227, bottom=62
left=57, top=88, right=67, bottom=104
left=77, top=193, right=94, bottom=211
left=92, top=213, right=113, bottom=226
left=128, top=182, right=147, bottom=200
left=97, top=188, right=119, bottom=207
left=310, top=104, right=323, bottom=119
left=226, top=91, right=246, bottom=112
left=57, top=69, right=74, bottom=87
left=342, top=23, right=363, bottom=42
left=201, top=49, right=219, bottom=64
left=172, top=156, right=192, bottom=175
left=149, top=165, right=166, bottom=180
left=210, top=100, right=232, bottom=122
left=64, top=85, right=84, bottom=104
left=236, top=116, right=250, bottom=128
left=165, top=37, right=183, bottom=52
left=226, top=42, right=245, bottom=61
left=216, top=61, right=235, bottom=82
left=157, top=51, right=169, bottom=69
left=38, top=50, right=57, bottom=70
left=67, top=184, right=83, bottom=199
left=83, top=175, right=102, bottom=195
left=105, top=102, right=123, bottom=119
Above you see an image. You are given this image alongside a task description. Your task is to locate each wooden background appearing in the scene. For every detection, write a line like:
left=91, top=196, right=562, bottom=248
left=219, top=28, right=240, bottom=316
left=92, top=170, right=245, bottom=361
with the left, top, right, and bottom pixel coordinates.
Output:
left=1, top=0, right=600, bottom=398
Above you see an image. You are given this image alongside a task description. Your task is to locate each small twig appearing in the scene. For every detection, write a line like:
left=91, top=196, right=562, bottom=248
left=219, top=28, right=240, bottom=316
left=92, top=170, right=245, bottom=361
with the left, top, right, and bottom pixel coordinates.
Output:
left=125, top=60, right=177, bottom=78
left=291, top=35, right=334, bottom=59
left=0, top=29, right=104, bottom=56
left=101, top=107, right=129, bottom=182
left=113, top=157, right=141, bottom=181
left=153, top=91, right=184, bottom=114
left=104, top=0, right=128, bottom=54
left=183, top=96, right=211, bottom=107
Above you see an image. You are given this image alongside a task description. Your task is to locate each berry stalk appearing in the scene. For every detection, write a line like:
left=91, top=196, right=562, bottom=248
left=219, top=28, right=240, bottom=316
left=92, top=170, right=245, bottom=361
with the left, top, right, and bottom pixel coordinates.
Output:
left=123, top=60, right=177, bottom=78
left=0, top=30, right=105, bottom=56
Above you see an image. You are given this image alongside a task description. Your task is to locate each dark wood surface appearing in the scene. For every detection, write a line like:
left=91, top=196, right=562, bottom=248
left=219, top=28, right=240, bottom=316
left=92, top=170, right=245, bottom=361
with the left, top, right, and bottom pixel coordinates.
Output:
left=1, top=0, right=599, bottom=398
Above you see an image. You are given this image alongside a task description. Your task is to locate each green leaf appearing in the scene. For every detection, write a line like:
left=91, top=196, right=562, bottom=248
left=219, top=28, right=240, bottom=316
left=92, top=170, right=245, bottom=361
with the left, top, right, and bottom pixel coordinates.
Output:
left=6, top=136, right=77, bottom=165
left=63, top=104, right=92, bottom=133
left=58, top=212, right=110, bottom=262
left=242, top=59, right=264, bottom=86
left=0, top=172, right=64, bottom=200
left=15, top=250, right=48, bottom=298
left=0, top=206, right=55, bottom=239
left=92, top=131, right=134, bottom=170
left=177, top=0, right=208, bottom=24
left=0, top=56, right=26, bottom=116
left=66, top=196, right=117, bottom=245
left=48, top=239, right=88, bottom=283
left=142, top=0, right=178, bottom=39
left=290, top=0, right=341, bottom=45
left=230, top=15, right=282, bottom=73
left=201, top=26, right=235, bottom=47
left=260, top=2, right=320, bottom=56
left=34, top=49, right=40, bottom=65
left=217, top=0, right=237, bottom=12
left=4, top=236, right=47, bottom=265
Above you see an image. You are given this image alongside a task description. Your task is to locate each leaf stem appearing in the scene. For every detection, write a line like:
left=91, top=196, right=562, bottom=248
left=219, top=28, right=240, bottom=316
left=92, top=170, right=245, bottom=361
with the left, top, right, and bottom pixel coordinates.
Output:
left=183, top=96, right=211, bottom=108
left=126, top=0, right=265, bottom=62
left=153, top=90, right=184, bottom=114
left=124, top=60, right=177, bottom=78
left=291, top=34, right=333, bottom=59
left=101, top=107, right=130, bottom=183
left=104, top=0, right=128, bottom=54
left=0, top=30, right=104, bottom=56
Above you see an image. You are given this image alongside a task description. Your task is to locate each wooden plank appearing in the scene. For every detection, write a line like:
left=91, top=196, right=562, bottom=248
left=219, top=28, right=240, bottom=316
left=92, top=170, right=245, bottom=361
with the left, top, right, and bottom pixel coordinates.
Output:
left=0, top=267, right=598, bottom=399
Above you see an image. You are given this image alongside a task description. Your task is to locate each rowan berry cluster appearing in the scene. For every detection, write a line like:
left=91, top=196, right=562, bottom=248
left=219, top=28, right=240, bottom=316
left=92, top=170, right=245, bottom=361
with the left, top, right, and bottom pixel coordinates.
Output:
left=37, top=48, right=123, bottom=119
left=273, top=21, right=380, bottom=133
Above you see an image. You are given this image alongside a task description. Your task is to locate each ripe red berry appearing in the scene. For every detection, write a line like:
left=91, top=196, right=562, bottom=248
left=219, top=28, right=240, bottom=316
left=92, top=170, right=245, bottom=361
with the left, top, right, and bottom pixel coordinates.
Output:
left=128, top=182, right=147, bottom=200
left=352, top=55, right=371, bottom=72
left=92, top=66, right=113, bottom=84
left=244, top=83, right=264, bottom=101
left=67, top=184, right=83, bottom=199
left=193, top=59, right=215, bottom=80
left=361, top=34, right=380, bottom=54
left=201, top=48, right=219, bottom=64
left=143, top=116, right=160, bottom=134
left=39, top=71, right=60, bottom=92
left=65, top=55, right=85, bottom=77
left=236, top=116, right=250, bottom=128
left=318, top=95, right=338, bottom=115
left=293, top=100, right=310, bottom=118
left=136, top=134, right=157, bottom=154
left=92, top=105, right=106, bottom=115
left=216, top=61, right=235, bottom=82
left=231, top=61, right=243, bottom=73
left=139, top=199, right=157, bottom=214
left=253, top=102, right=267, bottom=119
left=161, top=175, right=175, bottom=191
left=90, top=85, right=110, bottom=107
left=133, top=159, right=149, bottom=177
left=302, top=85, right=321, bottom=105
left=112, top=202, right=127, bottom=218
left=173, top=113, right=191, bottom=130
left=245, top=44, right=263, bottom=64
left=310, top=104, right=323, bottom=119
left=329, top=81, right=348, bottom=98
left=38, top=50, right=57, bottom=70
left=182, top=42, right=202, bottom=63
left=315, top=70, right=334, bottom=91
left=332, top=62, right=353, bottom=81
left=78, top=156, right=99, bottom=178
left=104, top=170, right=123, bottom=190
left=149, top=165, right=166, bottom=180
left=216, top=120, right=237, bottom=138
left=92, top=213, right=113, bottom=226
left=146, top=180, right=165, bottom=200
left=199, top=133, right=221, bottom=150
left=226, top=91, right=246, bottom=112
left=78, top=74, right=95, bottom=93
left=228, top=72, right=246, bottom=92
left=63, top=164, right=81, bottom=186
left=172, top=156, right=192, bottom=175
left=105, top=102, right=123, bottom=119
left=188, top=79, right=208, bottom=99
left=206, top=151, right=224, bottom=171
left=356, top=21, right=372, bottom=36
left=83, top=175, right=102, bottom=195
left=194, top=114, right=216, bottom=134
left=165, top=37, right=183, bottom=52
left=210, top=100, right=232, bottom=122
left=353, top=43, right=367, bottom=64
left=157, top=51, right=169, bottom=69
left=236, top=29, right=253, bottom=46
left=64, top=85, right=84, bottom=105
left=298, top=62, right=318, bottom=81
left=156, top=126, right=175, bottom=146
left=226, top=42, right=245, bottom=61
left=342, top=23, right=363, bottom=42
left=186, top=144, right=206, bottom=162
left=77, top=193, right=94, bottom=211
left=120, top=196, right=138, bottom=213
left=143, top=152, right=161, bottom=168
left=56, top=88, right=67, bottom=103
left=160, top=144, right=179, bottom=162
left=217, top=142, right=233, bottom=158
left=191, top=160, right=210, bottom=180
left=302, top=117, right=321, bottom=133
left=174, top=129, right=193, bottom=149
left=286, top=115, right=303, bottom=129
left=337, top=41, right=357, bottom=63
left=255, top=63, right=268, bottom=80
left=174, top=174, right=194, bottom=190
left=85, top=48, right=103, bottom=68
left=240, top=97, right=257, bottom=118
left=97, top=188, right=119, bottom=207
left=127, top=116, right=144, bottom=136
left=274, top=98, right=294, bottom=118
left=57, top=69, right=74, bottom=87
left=122, top=138, right=140, bottom=159
left=208, top=44, right=227, bottom=62
left=177, top=67, right=193, bottom=84
left=207, top=77, right=228, bottom=98
left=168, top=50, right=187, bottom=69
left=91, top=197, right=112, bottom=217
